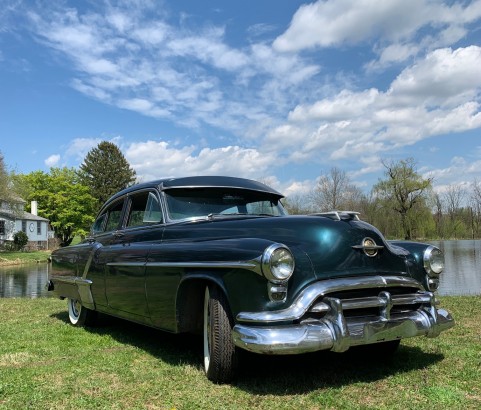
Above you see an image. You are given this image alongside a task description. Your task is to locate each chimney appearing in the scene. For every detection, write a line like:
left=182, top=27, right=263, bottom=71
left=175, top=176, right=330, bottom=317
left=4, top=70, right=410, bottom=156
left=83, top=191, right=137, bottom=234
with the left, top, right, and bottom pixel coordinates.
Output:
left=31, top=201, right=38, bottom=216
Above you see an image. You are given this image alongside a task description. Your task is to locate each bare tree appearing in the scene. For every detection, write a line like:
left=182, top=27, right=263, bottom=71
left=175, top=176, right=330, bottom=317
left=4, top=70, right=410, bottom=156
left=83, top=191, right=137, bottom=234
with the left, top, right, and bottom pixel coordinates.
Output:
left=431, top=192, right=445, bottom=238
left=443, top=184, right=466, bottom=238
left=470, top=178, right=481, bottom=237
left=443, top=184, right=465, bottom=217
left=283, top=194, right=312, bottom=215
left=310, top=167, right=362, bottom=211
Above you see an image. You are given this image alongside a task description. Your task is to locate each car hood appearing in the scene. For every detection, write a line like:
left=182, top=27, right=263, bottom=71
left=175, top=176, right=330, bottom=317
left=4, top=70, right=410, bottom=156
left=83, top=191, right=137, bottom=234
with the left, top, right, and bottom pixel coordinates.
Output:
left=163, top=215, right=409, bottom=280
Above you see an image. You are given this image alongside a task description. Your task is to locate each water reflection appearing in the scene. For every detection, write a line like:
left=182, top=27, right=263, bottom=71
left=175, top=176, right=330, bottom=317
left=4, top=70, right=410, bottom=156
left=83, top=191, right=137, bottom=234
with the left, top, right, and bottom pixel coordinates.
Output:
left=430, top=240, right=481, bottom=296
left=0, top=263, right=51, bottom=298
left=0, top=240, right=480, bottom=298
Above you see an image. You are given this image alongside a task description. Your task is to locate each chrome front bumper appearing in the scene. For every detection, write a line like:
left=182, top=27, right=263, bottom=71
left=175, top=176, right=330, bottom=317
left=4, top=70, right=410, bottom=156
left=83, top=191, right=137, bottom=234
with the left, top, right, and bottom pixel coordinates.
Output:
left=232, top=275, right=455, bottom=354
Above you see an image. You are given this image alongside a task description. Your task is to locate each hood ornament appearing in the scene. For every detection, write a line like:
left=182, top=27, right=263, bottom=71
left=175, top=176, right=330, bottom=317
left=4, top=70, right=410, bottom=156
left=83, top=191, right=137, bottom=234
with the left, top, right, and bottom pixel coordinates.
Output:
left=352, top=237, right=384, bottom=257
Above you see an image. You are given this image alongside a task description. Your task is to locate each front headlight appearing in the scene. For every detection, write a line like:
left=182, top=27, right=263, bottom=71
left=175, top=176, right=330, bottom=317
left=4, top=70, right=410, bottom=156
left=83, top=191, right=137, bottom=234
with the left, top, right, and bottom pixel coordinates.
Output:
left=423, top=245, right=444, bottom=277
left=261, top=243, right=295, bottom=283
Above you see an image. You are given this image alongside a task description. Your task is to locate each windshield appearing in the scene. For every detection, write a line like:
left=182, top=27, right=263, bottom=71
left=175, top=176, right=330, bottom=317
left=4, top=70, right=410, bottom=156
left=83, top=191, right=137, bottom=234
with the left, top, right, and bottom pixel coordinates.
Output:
left=164, top=188, right=286, bottom=221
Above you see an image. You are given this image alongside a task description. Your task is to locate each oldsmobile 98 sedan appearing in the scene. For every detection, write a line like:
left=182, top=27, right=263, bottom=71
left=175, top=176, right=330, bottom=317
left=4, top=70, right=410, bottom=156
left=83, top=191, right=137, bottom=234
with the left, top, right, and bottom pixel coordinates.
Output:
left=48, top=176, right=454, bottom=383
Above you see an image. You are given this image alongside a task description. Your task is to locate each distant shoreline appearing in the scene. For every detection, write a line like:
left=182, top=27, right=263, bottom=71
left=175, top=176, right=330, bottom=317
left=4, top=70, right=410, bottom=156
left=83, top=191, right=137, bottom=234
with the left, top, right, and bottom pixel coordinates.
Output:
left=0, top=251, right=51, bottom=266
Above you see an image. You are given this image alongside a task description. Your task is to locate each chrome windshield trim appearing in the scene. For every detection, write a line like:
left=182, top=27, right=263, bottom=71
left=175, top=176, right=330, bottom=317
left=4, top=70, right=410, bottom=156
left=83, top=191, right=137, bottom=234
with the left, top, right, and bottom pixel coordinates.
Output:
left=236, top=275, right=423, bottom=324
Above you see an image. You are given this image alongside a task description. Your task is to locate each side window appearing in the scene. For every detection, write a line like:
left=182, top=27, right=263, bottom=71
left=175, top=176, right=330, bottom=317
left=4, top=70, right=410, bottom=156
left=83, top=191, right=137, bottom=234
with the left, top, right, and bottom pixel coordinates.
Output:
left=92, top=213, right=107, bottom=234
left=127, top=191, right=163, bottom=228
left=105, top=200, right=125, bottom=232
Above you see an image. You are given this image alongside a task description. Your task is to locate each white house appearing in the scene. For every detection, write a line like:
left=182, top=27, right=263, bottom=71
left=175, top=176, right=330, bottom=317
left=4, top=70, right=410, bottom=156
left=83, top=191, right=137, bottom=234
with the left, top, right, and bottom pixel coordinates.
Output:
left=0, top=197, right=50, bottom=249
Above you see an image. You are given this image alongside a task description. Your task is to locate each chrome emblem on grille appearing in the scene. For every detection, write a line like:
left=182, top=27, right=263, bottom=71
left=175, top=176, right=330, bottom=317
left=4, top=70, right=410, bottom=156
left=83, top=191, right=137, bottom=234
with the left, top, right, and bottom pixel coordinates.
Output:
left=352, top=237, right=384, bottom=257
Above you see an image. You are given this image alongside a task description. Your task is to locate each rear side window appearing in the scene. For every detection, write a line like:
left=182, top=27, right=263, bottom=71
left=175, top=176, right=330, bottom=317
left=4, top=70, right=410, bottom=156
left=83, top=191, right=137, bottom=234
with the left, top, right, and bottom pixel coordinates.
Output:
left=126, top=191, right=163, bottom=228
left=93, top=199, right=125, bottom=234
left=92, top=213, right=107, bottom=234
left=105, top=200, right=125, bottom=232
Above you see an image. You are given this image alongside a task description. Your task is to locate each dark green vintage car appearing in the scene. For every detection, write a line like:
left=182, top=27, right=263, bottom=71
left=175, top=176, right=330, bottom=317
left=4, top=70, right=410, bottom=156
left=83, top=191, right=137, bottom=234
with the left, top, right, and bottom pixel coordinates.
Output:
left=48, top=176, right=454, bottom=382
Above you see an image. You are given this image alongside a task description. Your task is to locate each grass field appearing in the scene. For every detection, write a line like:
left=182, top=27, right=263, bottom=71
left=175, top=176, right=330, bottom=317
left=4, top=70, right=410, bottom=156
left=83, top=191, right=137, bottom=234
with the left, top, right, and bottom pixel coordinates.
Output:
left=0, top=296, right=479, bottom=409
left=0, top=250, right=51, bottom=265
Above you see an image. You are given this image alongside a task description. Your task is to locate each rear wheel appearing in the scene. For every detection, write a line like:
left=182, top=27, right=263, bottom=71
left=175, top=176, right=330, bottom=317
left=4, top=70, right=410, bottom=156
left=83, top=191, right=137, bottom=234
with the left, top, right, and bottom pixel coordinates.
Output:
left=203, top=285, right=238, bottom=383
left=67, top=298, right=97, bottom=327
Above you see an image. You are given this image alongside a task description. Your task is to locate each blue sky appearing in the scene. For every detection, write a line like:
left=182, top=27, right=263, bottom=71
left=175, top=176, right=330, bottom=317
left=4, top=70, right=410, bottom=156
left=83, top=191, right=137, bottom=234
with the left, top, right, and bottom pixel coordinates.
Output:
left=1, top=0, right=481, bottom=197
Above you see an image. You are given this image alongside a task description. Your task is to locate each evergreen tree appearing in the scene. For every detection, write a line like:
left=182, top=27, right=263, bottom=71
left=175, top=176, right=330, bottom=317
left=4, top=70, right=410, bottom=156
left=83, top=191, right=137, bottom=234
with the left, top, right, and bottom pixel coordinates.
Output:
left=79, top=141, right=136, bottom=209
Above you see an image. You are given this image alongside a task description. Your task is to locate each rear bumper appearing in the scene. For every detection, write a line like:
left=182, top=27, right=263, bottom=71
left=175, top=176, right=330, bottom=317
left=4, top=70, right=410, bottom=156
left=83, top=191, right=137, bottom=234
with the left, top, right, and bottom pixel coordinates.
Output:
left=232, top=276, right=455, bottom=354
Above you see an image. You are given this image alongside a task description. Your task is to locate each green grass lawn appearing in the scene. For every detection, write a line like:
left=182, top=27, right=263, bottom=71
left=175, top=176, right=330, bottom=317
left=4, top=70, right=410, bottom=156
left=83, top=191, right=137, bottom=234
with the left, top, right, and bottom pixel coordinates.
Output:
left=0, top=296, right=479, bottom=409
left=0, top=250, right=51, bottom=265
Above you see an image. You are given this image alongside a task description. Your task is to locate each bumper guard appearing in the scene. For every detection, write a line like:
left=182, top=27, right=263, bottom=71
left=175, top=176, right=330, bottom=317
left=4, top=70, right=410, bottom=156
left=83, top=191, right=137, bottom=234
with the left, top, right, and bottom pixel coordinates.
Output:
left=232, top=276, right=455, bottom=354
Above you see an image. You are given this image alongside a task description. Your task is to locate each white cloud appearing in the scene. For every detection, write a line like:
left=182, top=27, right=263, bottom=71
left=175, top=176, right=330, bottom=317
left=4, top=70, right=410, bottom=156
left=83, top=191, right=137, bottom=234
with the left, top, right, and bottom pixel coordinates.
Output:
left=388, top=46, right=481, bottom=106
left=274, top=0, right=481, bottom=75
left=118, top=98, right=171, bottom=118
left=365, top=43, right=420, bottom=72
left=125, top=140, right=278, bottom=182
left=64, top=137, right=113, bottom=162
left=282, top=179, right=316, bottom=197
left=25, top=2, right=321, bottom=139
left=44, top=154, right=60, bottom=167
left=13, top=1, right=481, bottom=192
left=246, top=23, right=276, bottom=39
left=288, top=89, right=380, bottom=122
left=271, top=46, right=481, bottom=162
left=426, top=156, right=481, bottom=191
left=273, top=0, right=481, bottom=53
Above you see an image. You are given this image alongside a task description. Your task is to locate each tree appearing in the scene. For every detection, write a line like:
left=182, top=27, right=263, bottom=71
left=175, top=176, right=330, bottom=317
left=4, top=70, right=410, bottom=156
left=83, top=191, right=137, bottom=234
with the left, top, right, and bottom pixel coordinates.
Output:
left=12, top=168, right=97, bottom=246
left=373, top=158, right=432, bottom=240
left=443, top=184, right=466, bottom=239
left=283, top=194, right=312, bottom=215
left=430, top=192, right=445, bottom=239
left=79, top=141, right=136, bottom=209
left=471, top=179, right=481, bottom=238
left=310, top=167, right=363, bottom=211
left=0, top=152, right=11, bottom=202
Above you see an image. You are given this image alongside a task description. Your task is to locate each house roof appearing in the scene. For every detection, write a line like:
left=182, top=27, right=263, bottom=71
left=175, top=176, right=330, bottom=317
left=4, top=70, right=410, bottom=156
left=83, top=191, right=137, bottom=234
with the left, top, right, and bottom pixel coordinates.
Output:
left=1, top=194, right=26, bottom=204
left=0, top=209, right=49, bottom=222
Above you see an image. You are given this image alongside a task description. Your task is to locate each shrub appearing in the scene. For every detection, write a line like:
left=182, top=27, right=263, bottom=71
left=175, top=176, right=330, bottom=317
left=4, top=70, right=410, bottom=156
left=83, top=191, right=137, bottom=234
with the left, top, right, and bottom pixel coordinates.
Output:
left=13, top=231, right=29, bottom=251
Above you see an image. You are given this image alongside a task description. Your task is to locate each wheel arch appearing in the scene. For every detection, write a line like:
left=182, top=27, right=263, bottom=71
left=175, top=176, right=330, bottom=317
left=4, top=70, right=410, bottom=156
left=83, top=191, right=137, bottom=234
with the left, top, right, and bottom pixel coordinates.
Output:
left=175, top=273, right=229, bottom=334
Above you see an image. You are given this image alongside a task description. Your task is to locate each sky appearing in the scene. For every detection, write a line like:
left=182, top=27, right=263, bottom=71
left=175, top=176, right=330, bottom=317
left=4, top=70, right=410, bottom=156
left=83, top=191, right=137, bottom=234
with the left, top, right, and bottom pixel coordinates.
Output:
left=1, top=0, right=481, bottom=198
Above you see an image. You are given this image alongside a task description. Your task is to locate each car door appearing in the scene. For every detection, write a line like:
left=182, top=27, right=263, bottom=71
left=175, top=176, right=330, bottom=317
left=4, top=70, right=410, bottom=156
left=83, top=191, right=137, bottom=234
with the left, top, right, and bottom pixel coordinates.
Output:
left=103, top=189, right=164, bottom=320
left=85, top=197, right=127, bottom=308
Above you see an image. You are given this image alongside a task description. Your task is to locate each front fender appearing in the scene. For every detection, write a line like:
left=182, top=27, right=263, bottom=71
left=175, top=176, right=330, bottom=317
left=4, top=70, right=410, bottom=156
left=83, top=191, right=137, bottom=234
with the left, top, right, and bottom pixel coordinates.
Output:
left=389, top=240, right=436, bottom=289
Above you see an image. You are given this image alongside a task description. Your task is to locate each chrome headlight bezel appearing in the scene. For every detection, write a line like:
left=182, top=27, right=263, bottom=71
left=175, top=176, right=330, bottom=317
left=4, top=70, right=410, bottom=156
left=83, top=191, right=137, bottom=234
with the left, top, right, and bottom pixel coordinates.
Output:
left=423, top=245, right=444, bottom=277
left=261, top=243, right=295, bottom=284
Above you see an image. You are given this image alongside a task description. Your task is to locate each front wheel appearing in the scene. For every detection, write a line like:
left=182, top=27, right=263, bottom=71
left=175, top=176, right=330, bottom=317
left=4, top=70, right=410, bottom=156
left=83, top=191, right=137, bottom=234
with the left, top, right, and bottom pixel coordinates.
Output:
left=67, top=298, right=97, bottom=327
left=203, top=285, right=238, bottom=383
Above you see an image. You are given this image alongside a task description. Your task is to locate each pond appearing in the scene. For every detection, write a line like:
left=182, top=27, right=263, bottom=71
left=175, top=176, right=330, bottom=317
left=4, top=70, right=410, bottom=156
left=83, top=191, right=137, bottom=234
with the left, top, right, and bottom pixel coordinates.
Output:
left=0, top=240, right=480, bottom=298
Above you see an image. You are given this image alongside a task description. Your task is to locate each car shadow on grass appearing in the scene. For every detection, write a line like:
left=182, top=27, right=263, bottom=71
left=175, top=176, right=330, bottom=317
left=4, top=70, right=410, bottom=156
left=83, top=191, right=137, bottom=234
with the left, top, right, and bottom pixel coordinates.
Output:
left=51, top=310, right=444, bottom=393
left=236, top=346, right=444, bottom=394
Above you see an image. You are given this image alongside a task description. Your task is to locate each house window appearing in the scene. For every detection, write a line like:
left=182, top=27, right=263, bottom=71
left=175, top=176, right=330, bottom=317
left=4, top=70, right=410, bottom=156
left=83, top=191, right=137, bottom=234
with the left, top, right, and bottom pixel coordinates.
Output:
left=37, top=221, right=41, bottom=235
left=0, top=220, right=5, bottom=235
left=22, top=220, right=26, bottom=233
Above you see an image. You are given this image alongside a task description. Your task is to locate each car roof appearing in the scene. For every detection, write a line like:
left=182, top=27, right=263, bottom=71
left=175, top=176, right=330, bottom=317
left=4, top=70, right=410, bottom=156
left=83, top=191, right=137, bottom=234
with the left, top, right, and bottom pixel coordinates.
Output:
left=104, top=176, right=284, bottom=207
